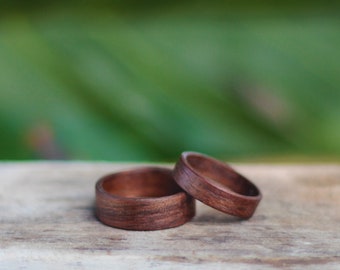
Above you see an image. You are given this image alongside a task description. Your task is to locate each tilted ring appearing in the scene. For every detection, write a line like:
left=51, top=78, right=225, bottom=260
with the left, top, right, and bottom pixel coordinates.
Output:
left=173, top=152, right=262, bottom=219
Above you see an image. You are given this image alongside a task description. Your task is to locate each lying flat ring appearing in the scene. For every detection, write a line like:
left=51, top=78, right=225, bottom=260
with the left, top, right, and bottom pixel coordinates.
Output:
left=95, top=167, right=195, bottom=230
left=173, top=152, right=262, bottom=219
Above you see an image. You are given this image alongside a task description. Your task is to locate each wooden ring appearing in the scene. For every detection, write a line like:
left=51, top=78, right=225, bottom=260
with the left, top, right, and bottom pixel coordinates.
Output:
left=173, top=152, right=262, bottom=219
left=95, top=167, right=195, bottom=230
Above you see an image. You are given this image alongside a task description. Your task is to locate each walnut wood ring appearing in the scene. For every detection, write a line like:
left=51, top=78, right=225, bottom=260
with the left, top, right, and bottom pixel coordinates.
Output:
left=173, top=152, right=262, bottom=219
left=95, top=167, right=195, bottom=230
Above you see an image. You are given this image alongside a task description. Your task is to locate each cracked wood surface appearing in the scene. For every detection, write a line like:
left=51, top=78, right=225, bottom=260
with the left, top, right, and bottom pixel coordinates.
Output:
left=0, top=162, right=339, bottom=269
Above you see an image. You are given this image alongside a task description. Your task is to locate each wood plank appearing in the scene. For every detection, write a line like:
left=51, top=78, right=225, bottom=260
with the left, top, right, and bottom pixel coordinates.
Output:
left=0, top=162, right=339, bottom=269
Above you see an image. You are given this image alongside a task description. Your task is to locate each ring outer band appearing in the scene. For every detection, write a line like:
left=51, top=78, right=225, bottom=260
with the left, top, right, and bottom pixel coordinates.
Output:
left=173, top=152, right=262, bottom=219
left=95, top=167, right=195, bottom=231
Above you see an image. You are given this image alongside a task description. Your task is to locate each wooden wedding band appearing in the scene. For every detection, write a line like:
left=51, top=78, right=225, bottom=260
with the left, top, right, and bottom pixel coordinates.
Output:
left=173, top=152, right=262, bottom=219
left=95, top=167, right=195, bottom=230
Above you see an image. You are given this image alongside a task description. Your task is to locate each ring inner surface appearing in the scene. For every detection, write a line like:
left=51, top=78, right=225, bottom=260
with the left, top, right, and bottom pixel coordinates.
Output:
left=102, top=169, right=181, bottom=198
left=187, top=155, right=259, bottom=196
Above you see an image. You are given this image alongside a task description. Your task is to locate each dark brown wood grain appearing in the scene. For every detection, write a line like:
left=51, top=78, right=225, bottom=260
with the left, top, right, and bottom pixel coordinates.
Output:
left=95, top=167, right=195, bottom=230
left=173, top=152, right=262, bottom=219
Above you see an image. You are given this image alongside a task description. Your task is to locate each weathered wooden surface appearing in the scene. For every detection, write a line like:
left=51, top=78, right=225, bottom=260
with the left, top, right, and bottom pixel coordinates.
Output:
left=0, top=162, right=339, bottom=269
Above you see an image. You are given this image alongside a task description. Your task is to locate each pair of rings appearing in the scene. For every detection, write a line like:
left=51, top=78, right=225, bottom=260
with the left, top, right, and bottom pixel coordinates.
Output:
left=95, top=152, right=262, bottom=230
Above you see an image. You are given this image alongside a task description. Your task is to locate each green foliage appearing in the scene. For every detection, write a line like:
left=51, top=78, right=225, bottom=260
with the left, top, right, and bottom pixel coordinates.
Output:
left=0, top=5, right=340, bottom=161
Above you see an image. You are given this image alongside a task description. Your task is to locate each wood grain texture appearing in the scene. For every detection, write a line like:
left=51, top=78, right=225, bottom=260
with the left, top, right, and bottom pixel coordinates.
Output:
left=95, top=167, right=195, bottom=230
left=0, top=162, right=340, bottom=269
left=174, top=152, right=262, bottom=219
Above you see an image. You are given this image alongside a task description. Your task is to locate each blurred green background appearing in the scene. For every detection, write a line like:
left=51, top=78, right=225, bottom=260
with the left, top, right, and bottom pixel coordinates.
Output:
left=1, top=2, right=340, bottom=162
